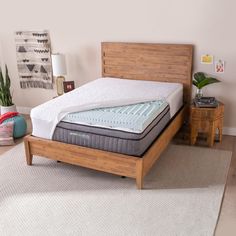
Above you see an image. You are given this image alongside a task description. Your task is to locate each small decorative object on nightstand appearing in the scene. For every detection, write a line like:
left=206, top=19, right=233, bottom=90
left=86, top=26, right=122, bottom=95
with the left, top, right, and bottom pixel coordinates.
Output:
left=51, top=53, right=67, bottom=96
left=63, top=81, right=75, bottom=93
left=190, top=101, right=224, bottom=147
left=192, top=72, right=220, bottom=98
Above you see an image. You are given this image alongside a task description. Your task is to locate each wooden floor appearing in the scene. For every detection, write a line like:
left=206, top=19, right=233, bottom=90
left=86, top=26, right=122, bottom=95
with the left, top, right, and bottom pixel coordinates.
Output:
left=0, top=117, right=235, bottom=235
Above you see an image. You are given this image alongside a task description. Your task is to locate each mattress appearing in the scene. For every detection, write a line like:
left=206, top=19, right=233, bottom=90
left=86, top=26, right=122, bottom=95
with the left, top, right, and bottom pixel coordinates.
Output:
left=51, top=79, right=183, bottom=156
left=53, top=104, right=171, bottom=156
left=31, top=77, right=183, bottom=139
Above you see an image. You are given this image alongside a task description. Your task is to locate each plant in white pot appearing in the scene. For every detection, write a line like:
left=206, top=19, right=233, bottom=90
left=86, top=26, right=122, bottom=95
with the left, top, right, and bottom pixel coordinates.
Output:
left=0, top=65, right=16, bottom=114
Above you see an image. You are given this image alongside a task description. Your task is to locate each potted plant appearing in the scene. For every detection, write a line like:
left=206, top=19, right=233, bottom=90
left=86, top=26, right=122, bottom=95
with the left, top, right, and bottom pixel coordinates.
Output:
left=0, top=65, right=16, bottom=114
left=193, top=72, right=220, bottom=98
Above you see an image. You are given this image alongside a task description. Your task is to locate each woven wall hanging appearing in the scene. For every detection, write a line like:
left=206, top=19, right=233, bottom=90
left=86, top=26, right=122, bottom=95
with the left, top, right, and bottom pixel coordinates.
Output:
left=15, top=30, right=53, bottom=89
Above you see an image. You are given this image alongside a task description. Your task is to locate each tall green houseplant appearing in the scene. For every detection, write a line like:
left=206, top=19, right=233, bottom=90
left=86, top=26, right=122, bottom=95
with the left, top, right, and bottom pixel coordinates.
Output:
left=193, top=72, right=220, bottom=98
left=0, top=65, right=13, bottom=106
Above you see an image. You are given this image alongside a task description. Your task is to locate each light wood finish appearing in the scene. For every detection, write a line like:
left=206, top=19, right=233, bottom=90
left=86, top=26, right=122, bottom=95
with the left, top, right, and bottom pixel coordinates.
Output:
left=102, top=42, right=193, bottom=104
left=24, top=106, right=186, bottom=189
left=24, top=137, right=33, bottom=165
left=24, top=42, right=193, bottom=189
left=190, top=102, right=224, bottom=147
left=136, top=159, right=144, bottom=189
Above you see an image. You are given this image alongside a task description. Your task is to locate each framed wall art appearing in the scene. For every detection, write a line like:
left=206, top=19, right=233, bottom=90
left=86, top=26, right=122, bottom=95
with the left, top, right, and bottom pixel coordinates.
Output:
left=63, top=81, right=75, bottom=93
left=201, top=54, right=214, bottom=64
left=215, top=60, right=225, bottom=73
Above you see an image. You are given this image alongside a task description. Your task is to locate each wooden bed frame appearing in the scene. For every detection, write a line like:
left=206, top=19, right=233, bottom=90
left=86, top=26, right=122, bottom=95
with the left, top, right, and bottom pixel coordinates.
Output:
left=24, top=42, right=193, bottom=189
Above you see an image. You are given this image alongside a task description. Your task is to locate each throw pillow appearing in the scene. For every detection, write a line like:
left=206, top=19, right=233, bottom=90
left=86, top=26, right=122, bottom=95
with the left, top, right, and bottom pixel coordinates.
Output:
left=0, top=121, right=14, bottom=146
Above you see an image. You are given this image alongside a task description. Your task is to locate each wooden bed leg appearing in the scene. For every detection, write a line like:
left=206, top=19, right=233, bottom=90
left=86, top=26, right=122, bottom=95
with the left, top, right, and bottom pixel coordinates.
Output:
left=24, top=137, right=33, bottom=165
left=136, top=160, right=144, bottom=189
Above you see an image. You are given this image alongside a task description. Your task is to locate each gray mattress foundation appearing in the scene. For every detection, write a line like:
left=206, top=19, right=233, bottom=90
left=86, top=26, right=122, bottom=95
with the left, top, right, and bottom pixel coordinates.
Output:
left=52, top=105, right=170, bottom=156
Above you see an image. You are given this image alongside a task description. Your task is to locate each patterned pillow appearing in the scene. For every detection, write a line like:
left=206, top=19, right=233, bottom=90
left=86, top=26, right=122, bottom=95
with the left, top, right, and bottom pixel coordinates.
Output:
left=0, top=121, right=14, bottom=146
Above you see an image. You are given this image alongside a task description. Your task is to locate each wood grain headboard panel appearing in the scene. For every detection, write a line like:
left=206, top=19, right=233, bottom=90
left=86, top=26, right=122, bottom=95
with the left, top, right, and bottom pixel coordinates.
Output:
left=102, top=42, right=193, bottom=104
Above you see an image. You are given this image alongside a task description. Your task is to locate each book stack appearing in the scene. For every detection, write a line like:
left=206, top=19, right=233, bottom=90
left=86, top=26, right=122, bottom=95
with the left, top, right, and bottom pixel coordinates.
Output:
left=194, top=97, right=219, bottom=108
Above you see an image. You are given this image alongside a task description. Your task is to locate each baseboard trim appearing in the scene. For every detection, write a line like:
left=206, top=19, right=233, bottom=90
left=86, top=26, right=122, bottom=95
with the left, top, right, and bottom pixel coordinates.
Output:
left=17, top=106, right=32, bottom=115
left=223, top=127, right=236, bottom=136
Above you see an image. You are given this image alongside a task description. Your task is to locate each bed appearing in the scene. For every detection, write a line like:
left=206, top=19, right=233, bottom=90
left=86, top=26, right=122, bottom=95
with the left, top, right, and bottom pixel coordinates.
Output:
left=24, top=42, right=193, bottom=189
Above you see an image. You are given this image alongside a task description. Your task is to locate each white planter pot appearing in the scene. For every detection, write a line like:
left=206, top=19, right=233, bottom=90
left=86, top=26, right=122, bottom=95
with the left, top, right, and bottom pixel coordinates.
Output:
left=1, top=104, right=17, bottom=115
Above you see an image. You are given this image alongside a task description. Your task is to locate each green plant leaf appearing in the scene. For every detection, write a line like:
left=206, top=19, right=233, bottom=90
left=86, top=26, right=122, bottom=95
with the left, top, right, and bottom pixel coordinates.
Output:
left=0, top=65, right=13, bottom=106
left=192, top=80, right=198, bottom=88
left=192, top=72, right=220, bottom=89
left=0, top=68, right=4, bottom=90
left=5, top=65, right=11, bottom=89
left=193, top=72, right=205, bottom=84
left=198, top=77, right=220, bottom=89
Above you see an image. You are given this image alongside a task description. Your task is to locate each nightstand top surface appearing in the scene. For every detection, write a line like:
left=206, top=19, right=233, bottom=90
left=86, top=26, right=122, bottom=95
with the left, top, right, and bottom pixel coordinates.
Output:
left=191, top=101, right=224, bottom=110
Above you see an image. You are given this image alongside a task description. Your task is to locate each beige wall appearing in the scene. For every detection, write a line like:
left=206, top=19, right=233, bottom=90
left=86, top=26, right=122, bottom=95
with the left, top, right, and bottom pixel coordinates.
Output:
left=0, top=0, right=236, bottom=130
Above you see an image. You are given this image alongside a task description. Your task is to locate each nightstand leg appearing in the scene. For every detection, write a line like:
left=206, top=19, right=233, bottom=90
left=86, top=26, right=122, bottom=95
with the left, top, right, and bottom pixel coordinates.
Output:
left=218, top=126, right=223, bottom=143
left=215, top=118, right=223, bottom=143
left=207, top=123, right=215, bottom=147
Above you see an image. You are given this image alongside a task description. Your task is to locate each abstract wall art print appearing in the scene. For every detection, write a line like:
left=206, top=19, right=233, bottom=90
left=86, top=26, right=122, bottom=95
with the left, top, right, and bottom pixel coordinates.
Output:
left=215, top=60, right=225, bottom=73
left=200, top=54, right=214, bottom=64
left=15, top=30, right=53, bottom=89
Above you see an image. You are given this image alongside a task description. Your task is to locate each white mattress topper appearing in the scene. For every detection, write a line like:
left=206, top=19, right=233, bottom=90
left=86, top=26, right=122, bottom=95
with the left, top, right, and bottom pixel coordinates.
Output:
left=31, top=77, right=183, bottom=139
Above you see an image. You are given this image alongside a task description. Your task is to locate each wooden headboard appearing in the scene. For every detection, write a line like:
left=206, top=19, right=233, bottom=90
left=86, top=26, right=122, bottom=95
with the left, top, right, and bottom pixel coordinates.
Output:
left=102, top=42, right=193, bottom=104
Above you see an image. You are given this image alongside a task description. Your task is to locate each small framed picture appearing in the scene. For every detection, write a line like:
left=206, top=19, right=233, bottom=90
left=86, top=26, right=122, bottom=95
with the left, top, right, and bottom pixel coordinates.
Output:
left=63, top=81, right=75, bottom=93
left=215, top=60, right=224, bottom=73
left=201, top=54, right=214, bottom=64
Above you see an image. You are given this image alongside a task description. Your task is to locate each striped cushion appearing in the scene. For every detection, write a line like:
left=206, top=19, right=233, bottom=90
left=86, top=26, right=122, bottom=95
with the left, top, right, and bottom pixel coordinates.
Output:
left=0, top=122, right=14, bottom=146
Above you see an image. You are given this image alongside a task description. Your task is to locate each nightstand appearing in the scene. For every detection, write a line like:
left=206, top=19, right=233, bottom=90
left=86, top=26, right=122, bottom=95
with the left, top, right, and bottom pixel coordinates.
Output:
left=190, top=102, right=224, bottom=147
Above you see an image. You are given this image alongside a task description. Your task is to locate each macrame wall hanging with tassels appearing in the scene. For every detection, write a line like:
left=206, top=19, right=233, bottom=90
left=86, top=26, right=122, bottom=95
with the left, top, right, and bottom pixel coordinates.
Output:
left=15, top=30, right=53, bottom=89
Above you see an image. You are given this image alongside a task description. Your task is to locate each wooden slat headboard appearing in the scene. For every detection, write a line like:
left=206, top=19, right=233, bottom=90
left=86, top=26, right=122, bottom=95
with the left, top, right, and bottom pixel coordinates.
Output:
left=101, top=42, right=193, bottom=104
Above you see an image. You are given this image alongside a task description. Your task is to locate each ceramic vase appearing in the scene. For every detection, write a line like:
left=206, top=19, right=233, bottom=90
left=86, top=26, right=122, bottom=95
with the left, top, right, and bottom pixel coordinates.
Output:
left=1, top=104, right=17, bottom=115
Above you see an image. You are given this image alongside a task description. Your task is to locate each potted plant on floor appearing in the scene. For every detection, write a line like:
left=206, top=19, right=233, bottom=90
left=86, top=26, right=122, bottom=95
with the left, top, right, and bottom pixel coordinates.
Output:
left=193, top=72, right=220, bottom=99
left=0, top=65, right=16, bottom=114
